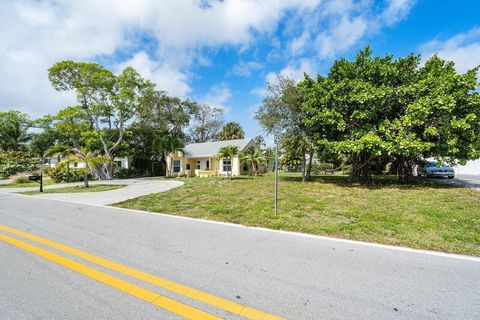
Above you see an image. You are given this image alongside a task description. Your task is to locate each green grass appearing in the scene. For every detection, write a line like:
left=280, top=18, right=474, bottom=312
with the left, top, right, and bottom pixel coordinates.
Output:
left=114, top=173, right=480, bottom=256
left=21, top=184, right=126, bottom=195
left=0, top=178, right=54, bottom=188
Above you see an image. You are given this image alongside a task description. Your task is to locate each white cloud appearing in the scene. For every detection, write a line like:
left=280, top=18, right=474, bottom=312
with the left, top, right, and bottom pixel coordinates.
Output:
left=231, top=60, right=263, bottom=77
left=382, top=0, right=417, bottom=26
left=252, top=59, right=315, bottom=97
left=200, top=83, right=232, bottom=112
left=0, top=0, right=416, bottom=118
left=420, top=27, right=480, bottom=74
left=116, top=52, right=191, bottom=97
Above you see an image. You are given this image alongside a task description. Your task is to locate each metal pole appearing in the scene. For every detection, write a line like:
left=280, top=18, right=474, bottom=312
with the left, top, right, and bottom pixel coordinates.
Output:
left=39, top=173, right=43, bottom=193
left=274, top=138, right=279, bottom=215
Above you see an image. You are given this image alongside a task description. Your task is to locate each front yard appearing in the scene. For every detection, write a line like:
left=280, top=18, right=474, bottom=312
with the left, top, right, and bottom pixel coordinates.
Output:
left=114, top=173, right=480, bottom=256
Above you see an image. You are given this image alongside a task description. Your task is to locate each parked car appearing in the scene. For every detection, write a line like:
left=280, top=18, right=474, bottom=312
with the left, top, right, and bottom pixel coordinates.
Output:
left=417, top=161, right=455, bottom=178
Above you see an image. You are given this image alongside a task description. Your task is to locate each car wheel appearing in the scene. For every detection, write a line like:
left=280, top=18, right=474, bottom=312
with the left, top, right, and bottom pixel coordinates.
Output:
left=448, top=176, right=454, bottom=179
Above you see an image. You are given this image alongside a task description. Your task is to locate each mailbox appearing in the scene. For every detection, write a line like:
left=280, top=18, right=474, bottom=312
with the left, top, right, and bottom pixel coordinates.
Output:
left=28, top=175, right=41, bottom=181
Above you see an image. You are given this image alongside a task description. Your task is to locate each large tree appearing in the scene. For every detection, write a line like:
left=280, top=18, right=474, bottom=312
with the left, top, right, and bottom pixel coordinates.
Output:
left=255, top=75, right=315, bottom=181
left=0, top=110, right=31, bottom=151
left=300, top=47, right=480, bottom=183
left=131, top=90, right=196, bottom=175
left=48, top=61, right=155, bottom=179
left=218, top=122, right=245, bottom=140
left=189, top=104, right=223, bottom=143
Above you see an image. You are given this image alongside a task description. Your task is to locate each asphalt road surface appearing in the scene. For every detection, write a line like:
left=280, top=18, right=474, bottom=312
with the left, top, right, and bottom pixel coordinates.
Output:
left=1, top=193, right=479, bottom=319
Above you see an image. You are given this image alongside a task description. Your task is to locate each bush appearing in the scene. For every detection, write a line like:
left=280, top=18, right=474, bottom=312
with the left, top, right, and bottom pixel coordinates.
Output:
left=341, top=164, right=352, bottom=174
left=43, top=167, right=92, bottom=183
left=113, top=167, right=141, bottom=179
left=0, top=151, right=39, bottom=178
left=11, top=174, right=29, bottom=184
left=311, top=163, right=334, bottom=175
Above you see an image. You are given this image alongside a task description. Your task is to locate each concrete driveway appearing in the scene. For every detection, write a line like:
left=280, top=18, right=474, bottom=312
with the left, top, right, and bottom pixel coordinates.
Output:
left=0, top=178, right=183, bottom=205
left=435, top=174, right=480, bottom=191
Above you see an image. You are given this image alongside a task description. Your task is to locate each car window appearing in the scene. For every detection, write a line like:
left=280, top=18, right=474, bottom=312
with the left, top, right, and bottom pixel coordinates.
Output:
left=425, top=161, right=437, bottom=167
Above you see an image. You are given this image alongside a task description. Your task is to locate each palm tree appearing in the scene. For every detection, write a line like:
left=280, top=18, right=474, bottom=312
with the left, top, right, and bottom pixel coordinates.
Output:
left=60, top=148, right=112, bottom=187
left=154, top=135, right=185, bottom=177
left=241, top=147, right=266, bottom=176
left=218, top=145, right=239, bottom=179
left=218, top=122, right=245, bottom=141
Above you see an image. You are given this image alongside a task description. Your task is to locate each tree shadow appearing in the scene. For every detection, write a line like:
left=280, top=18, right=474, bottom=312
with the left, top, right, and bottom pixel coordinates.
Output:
left=279, top=173, right=463, bottom=190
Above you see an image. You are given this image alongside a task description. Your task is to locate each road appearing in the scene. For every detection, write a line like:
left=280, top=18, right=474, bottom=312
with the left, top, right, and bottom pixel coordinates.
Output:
left=0, top=193, right=479, bottom=319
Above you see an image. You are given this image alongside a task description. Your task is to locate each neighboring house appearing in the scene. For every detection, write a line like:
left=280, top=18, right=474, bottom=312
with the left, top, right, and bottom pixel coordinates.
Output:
left=166, top=138, right=257, bottom=177
left=48, top=155, right=132, bottom=170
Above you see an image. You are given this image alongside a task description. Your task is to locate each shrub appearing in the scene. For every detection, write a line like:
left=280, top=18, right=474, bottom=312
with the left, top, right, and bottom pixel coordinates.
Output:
left=43, top=166, right=92, bottom=183
left=113, top=167, right=141, bottom=179
left=11, top=174, right=29, bottom=184
left=0, top=151, right=39, bottom=178
left=311, top=163, right=334, bottom=175
left=341, top=164, right=352, bottom=175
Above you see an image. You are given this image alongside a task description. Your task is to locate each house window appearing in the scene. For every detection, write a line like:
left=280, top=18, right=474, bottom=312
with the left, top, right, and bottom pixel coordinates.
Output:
left=222, top=159, right=232, bottom=172
left=173, top=160, right=181, bottom=173
left=73, top=162, right=78, bottom=168
left=186, top=163, right=190, bottom=170
left=196, top=160, right=200, bottom=169
left=116, top=161, right=122, bottom=167
left=206, top=160, right=210, bottom=169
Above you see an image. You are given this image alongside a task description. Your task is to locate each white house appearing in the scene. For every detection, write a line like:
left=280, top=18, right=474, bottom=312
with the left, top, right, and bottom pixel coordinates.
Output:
left=48, top=156, right=131, bottom=170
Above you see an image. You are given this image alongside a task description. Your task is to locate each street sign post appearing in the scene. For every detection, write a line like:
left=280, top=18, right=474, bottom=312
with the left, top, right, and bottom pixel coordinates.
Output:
left=28, top=173, right=43, bottom=192
left=274, top=134, right=279, bottom=215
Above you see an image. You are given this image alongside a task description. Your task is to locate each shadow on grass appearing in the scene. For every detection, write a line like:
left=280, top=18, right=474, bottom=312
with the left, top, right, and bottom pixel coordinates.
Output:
left=279, top=173, right=461, bottom=190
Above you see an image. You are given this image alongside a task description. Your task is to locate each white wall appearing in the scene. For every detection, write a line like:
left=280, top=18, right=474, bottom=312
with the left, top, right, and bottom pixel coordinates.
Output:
left=454, top=160, right=480, bottom=175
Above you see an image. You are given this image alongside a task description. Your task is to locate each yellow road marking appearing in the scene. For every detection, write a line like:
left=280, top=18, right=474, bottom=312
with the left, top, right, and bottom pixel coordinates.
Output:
left=0, top=225, right=284, bottom=320
left=0, top=233, right=220, bottom=320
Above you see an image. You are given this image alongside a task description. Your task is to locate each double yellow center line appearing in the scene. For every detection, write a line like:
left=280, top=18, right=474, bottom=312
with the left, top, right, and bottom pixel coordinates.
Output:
left=0, top=224, right=283, bottom=320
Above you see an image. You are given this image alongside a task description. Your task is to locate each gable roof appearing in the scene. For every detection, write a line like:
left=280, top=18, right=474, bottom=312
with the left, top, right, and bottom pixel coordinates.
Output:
left=184, top=138, right=253, bottom=157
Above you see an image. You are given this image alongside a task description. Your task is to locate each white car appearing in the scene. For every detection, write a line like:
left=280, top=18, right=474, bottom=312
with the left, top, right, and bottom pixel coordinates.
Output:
left=417, top=161, right=455, bottom=178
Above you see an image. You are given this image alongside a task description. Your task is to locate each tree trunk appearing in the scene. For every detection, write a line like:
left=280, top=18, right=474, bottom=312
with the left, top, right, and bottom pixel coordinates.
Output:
left=305, top=150, right=314, bottom=181
left=83, top=173, right=89, bottom=188
left=301, top=155, right=306, bottom=182
left=348, top=154, right=370, bottom=183
left=395, top=155, right=416, bottom=183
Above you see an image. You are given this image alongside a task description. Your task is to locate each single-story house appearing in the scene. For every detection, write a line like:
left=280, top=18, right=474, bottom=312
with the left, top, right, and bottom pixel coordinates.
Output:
left=48, top=156, right=131, bottom=170
left=166, top=138, right=259, bottom=177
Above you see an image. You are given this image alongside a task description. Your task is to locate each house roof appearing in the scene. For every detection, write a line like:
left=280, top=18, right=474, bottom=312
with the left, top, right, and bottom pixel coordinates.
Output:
left=184, top=138, right=252, bottom=157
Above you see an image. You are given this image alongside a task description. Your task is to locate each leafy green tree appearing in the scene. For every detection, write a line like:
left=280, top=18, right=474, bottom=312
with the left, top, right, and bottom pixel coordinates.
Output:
left=218, top=145, right=239, bottom=179
left=189, top=104, right=224, bottom=143
left=255, top=75, right=315, bottom=181
left=154, top=135, right=185, bottom=177
left=300, top=47, right=480, bottom=183
left=218, top=122, right=245, bottom=140
left=0, top=110, right=32, bottom=151
left=241, top=146, right=266, bottom=176
left=48, top=61, right=155, bottom=179
left=131, top=90, right=196, bottom=175
left=59, top=147, right=112, bottom=187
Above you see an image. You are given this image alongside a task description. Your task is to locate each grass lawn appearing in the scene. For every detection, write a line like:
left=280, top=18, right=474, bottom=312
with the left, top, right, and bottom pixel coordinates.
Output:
left=21, top=184, right=126, bottom=195
left=0, top=178, right=54, bottom=188
left=114, top=173, right=480, bottom=256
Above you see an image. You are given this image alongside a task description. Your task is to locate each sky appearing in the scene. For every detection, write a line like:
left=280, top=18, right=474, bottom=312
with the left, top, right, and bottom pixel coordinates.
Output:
left=1, top=0, right=480, bottom=139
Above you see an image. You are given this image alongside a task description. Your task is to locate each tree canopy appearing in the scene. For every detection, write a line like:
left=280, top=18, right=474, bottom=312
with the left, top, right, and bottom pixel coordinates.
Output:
left=218, top=122, right=245, bottom=140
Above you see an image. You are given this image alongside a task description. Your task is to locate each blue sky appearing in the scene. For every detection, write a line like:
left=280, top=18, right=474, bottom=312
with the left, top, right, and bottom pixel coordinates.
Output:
left=1, top=0, right=480, bottom=139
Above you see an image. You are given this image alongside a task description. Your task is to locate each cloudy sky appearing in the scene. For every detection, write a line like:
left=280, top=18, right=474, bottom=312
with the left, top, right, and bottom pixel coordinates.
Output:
left=1, top=0, right=480, bottom=137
